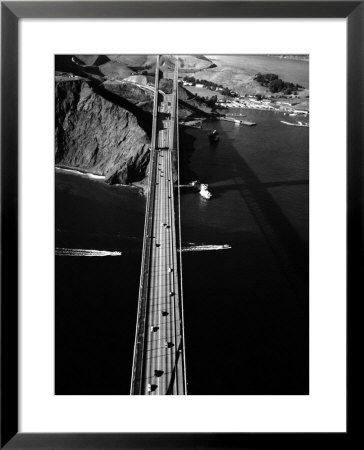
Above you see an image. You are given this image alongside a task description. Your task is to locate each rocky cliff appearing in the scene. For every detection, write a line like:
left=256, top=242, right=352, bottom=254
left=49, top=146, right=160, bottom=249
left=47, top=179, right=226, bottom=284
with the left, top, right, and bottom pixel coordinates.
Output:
left=55, top=79, right=151, bottom=185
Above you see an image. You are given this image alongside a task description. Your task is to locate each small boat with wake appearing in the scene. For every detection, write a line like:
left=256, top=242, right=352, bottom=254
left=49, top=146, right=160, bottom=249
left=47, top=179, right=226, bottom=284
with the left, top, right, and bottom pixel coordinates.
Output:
left=190, top=180, right=212, bottom=199
left=199, top=183, right=212, bottom=199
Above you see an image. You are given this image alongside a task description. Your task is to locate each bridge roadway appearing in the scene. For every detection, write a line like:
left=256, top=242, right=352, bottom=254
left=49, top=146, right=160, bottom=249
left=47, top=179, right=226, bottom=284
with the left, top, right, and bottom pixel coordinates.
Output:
left=131, top=56, right=186, bottom=395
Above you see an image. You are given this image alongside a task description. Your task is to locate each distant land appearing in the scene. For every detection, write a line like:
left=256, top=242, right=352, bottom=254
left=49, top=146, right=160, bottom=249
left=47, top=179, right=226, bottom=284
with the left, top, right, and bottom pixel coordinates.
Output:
left=55, top=54, right=309, bottom=187
left=268, top=54, right=309, bottom=62
left=55, top=55, right=215, bottom=187
left=186, top=55, right=309, bottom=96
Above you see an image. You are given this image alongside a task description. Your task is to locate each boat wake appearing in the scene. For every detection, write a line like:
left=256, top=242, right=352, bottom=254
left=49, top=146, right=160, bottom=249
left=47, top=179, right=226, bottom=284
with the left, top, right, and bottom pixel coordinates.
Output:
left=180, top=243, right=231, bottom=252
left=56, top=248, right=122, bottom=257
left=280, top=120, right=309, bottom=128
left=56, top=244, right=231, bottom=256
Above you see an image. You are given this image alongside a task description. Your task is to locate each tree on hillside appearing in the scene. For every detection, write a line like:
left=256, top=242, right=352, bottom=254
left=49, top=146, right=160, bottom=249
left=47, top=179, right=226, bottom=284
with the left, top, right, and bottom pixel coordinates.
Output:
left=206, top=95, right=218, bottom=107
left=269, top=78, right=284, bottom=93
left=221, top=87, right=231, bottom=97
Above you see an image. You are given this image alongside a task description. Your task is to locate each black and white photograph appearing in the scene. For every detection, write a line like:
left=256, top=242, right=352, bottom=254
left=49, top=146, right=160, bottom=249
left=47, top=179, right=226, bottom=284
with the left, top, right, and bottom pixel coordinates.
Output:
left=55, top=54, right=309, bottom=396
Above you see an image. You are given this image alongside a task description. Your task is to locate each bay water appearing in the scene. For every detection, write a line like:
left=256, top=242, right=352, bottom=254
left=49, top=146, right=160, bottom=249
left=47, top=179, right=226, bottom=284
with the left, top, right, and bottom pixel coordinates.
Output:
left=56, top=109, right=309, bottom=394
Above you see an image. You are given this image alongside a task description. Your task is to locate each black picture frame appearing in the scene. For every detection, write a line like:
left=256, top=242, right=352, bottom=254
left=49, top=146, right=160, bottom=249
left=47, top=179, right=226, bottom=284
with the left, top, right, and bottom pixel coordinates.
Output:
left=1, top=1, right=359, bottom=448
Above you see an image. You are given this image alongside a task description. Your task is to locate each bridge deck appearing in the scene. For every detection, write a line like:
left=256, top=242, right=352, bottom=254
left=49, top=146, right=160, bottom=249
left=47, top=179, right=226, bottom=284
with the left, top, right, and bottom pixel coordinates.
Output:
left=131, top=57, right=186, bottom=395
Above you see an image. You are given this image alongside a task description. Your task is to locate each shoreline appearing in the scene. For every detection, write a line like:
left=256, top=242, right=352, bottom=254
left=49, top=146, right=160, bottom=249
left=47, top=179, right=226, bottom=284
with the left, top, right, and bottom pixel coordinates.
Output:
left=180, top=106, right=308, bottom=130
left=218, top=103, right=309, bottom=115
left=55, top=165, right=105, bottom=180
left=55, top=165, right=146, bottom=194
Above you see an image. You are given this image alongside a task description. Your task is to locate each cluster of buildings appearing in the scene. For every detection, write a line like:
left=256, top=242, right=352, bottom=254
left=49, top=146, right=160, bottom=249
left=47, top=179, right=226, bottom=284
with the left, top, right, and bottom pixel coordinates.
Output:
left=216, top=97, right=309, bottom=116
left=181, top=79, right=237, bottom=95
left=179, top=78, right=309, bottom=115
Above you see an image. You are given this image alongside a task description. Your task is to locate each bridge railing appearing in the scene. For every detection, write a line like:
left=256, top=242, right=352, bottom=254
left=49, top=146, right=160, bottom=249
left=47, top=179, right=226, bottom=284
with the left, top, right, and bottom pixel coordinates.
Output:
left=175, top=56, right=188, bottom=394
left=130, top=55, right=160, bottom=395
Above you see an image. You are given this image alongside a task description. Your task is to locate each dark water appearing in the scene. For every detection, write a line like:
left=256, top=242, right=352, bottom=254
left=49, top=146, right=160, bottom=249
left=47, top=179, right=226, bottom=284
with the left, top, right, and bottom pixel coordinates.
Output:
left=55, top=174, right=146, bottom=394
left=180, top=111, right=308, bottom=394
left=55, top=110, right=309, bottom=395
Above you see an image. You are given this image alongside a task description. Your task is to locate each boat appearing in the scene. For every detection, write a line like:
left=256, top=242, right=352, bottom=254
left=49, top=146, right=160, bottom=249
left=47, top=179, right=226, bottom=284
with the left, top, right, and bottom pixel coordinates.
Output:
left=208, top=129, right=219, bottom=143
left=190, top=180, right=212, bottom=199
left=240, top=120, right=256, bottom=126
left=199, top=183, right=212, bottom=199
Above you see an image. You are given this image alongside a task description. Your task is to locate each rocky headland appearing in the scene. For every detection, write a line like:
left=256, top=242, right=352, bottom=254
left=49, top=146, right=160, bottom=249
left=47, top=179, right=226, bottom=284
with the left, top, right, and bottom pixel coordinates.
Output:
left=55, top=55, right=213, bottom=190
left=56, top=79, right=152, bottom=186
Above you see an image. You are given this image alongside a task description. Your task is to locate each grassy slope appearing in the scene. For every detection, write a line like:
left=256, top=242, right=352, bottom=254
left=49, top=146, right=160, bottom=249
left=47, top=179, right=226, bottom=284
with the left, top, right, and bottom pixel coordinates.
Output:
left=187, top=55, right=309, bottom=97
left=99, top=60, right=133, bottom=79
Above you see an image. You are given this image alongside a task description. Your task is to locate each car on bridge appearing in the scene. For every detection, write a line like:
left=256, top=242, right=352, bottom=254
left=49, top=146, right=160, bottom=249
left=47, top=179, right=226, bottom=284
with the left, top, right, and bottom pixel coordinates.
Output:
left=147, top=383, right=158, bottom=393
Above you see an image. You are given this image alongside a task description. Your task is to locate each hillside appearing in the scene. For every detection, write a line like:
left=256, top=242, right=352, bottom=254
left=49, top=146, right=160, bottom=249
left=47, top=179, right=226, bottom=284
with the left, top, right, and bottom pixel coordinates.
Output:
left=187, top=54, right=309, bottom=97
left=98, top=60, right=133, bottom=79
left=55, top=79, right=151, bottom=185
left=63, top=54, right=215, bottom=81
left=106, top=54, right=215, bottom=74
left=75, top=55, right=110, bottom=66
left=55, top=59, right=212, bottom=187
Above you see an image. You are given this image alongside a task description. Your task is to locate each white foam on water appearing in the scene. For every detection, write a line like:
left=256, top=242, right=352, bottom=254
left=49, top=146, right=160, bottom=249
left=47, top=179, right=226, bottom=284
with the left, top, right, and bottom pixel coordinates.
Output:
left=55, top=167, right=105, bottom=180
left=180, top=244, right=231, bottom=252
left=56, top=248, right=121, bottom=257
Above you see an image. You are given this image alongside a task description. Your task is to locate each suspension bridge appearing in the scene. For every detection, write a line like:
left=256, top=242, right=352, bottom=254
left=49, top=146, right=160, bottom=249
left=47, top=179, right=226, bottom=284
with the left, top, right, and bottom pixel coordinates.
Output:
left=130, top=56, right=187, bottom=395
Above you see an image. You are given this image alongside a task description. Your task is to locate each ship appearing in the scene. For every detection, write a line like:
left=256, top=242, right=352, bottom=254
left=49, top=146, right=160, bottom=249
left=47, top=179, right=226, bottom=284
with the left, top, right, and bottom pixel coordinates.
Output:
left=240, top=120, right=256, bottom=126
left=222, top=117, right=256, bottom=126
left=199, top=183, right=212, bottom=199
left=189, top=180, right=212, bottom=199
left=208, top=129, right=219, bottom=143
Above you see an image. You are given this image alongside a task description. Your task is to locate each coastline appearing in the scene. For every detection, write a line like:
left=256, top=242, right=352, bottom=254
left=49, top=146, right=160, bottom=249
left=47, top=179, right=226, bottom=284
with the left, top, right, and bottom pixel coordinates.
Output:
left=56, top=165, right=147, bottom=195
left=268, top=54, right=309, bottom=62
left=180, top=104, right=309, bottom=131
left=55, top=165, right=105, bottom=180
left=217, top=101, right=309, bottom=115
